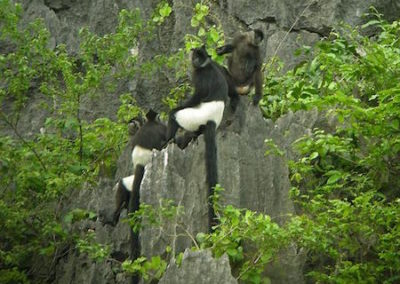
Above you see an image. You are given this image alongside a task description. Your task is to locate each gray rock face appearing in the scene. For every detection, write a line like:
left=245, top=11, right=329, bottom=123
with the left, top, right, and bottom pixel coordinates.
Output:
left=13, top=0, right=399, bottom=136
left=54, top=178, right=132, bottom=284
left=139, top=99, right=327, bottom=283
left=52, top=101, right=325, bottom=284
left=5, top=1, right=400, bottom=283
left=159, top=249, right=237, bottom=284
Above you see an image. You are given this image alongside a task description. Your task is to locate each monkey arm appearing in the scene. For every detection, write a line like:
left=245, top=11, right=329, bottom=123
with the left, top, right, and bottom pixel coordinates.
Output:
left=253, top=67, right=263, bottom=105
left=216, top=44, right=234, bottom=55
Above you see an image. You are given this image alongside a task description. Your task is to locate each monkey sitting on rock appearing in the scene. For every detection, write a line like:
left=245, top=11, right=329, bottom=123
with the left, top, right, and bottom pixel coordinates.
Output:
left=110, top=110, right=167, bottom=226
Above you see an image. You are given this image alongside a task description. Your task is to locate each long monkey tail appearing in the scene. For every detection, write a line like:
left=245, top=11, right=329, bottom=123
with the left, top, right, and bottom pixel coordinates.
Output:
left=128, top=165, right=145, bottom=284
left=204, top=121, right=218, bottom=232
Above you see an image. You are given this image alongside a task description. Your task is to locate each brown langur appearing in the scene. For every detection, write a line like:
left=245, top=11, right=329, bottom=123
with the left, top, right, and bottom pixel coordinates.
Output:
left=216, top=29, right=264, bottom=109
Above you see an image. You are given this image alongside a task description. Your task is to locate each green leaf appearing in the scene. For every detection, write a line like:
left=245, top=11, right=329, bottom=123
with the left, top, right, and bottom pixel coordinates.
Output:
left=326, top=172, right=342, bottom=185
left=191, top=18, right=199, bottom=27
left=227, top=248, right=238, bottom=257
left=159, top=4, right=172, bottom=17
left=309, top=152, right=319, bottom=160
left=361, top=20, right=381, bottom=29
left=198, top=27, right=206, bottom=37
left=209, top=28, right=219, bottom=42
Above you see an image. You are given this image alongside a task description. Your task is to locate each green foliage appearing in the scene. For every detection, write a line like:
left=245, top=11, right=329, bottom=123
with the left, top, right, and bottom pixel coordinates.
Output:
left=126, top=199, right=184, bottom=233
left=76, top=231, right=110, bottom=262
left=122, top=255, right=167, bottom=282
left=184, top=2, right=225, bottom=62
left=0, top=0, right=153, bottom=282
left=64, top=208, right=96, bottom=224
left=259, top=10, right=400, bottom=283
left=2, top=0, right=400, bottom=283
left=152, top=1, right=172, bottom=24
left=264, top=139, right=285, bottom=157
left=122, top=199, right=182, bottom=280
left=162, top=1, right=226, bottom=109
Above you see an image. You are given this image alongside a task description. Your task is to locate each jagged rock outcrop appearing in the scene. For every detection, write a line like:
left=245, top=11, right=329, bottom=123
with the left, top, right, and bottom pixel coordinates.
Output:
left=53, top=101, right=328, bottom=284
left=4, top=0, right=399, bottom=283
left=13, top=0, right=400, bottom=136
left=55, top=178, right=132, bottom=284
left=138, top=99, right=328, bottom=283
left=159, top=249, right=237, bottom=284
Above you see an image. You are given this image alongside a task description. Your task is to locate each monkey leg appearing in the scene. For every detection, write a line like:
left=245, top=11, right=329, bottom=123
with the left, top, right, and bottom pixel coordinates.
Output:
left=166, top=115, right=180, bottom=142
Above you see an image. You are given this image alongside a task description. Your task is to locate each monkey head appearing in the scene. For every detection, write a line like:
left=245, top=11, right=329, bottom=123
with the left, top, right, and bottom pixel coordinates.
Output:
left=191, top=45, right=211, bottom=69
left=244, top=29, right=264, bottom=46
left=253, top=29, right=264, bottom=45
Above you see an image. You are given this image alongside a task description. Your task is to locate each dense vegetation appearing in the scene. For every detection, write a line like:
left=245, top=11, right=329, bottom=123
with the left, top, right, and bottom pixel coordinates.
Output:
left=206, top=12, right=400, bottom=283
left=1, top=0, right=399, bottom=283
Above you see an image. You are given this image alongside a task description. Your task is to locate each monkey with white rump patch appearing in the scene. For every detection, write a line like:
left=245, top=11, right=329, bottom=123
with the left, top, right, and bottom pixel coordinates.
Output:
left=111, top=110, right=167, bottom=226
left=166, top=46, right=228, bottom=231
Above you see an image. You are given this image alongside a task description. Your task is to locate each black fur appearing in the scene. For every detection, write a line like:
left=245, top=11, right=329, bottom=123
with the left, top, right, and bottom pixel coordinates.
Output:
left=128, top=164, right=145, bottom=284
left=128, top=111, right=166, bottom=284
left=128, top=165, right=145, bottom=214
left=111, top=110, right=167, bottom=226
left=167, top=46, right=227, bottom=232
left=131, top=111, right=167, bottom=151
left=204, top=121, right=218, bottom=229
left=112, top=179, right=131, bottom=226
left=216, top=29, right=264, bottom=106
left=174, top=131, right=199, bottom=150
left=166, top=46, right=228, bottom=141
left=110, top=110, right=166, bottom=284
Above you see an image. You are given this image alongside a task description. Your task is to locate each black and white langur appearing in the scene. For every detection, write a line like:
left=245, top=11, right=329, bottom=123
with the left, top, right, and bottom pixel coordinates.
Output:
left=166, top=46, right=228, bottom=231
left=110, top=175, right=134, bottom=226
left=111, top=109, right=166, bottom=284
left=128, top=110, right=167, bottom=215
left=216, top=29, right=264, bottom=107
left=111, top=110, right=167, bottom=226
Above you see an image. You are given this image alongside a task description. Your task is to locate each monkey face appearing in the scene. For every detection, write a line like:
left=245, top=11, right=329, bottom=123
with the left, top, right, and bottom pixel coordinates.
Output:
left=253, top=29, right=264, bottom=45
left=128, top=119, right=141, bottom=135
left=191, top=46, right=210, bottom=68
left=246, top=29, right=264, bottom=46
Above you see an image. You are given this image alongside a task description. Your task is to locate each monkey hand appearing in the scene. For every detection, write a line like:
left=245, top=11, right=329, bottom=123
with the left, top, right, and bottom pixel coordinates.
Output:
left=216, top=44, right=233, bottom=55
left=216, top=46, right=224, bottom=55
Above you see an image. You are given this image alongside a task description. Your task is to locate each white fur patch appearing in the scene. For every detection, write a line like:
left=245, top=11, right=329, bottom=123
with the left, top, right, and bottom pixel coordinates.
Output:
left=121, top=175, right=135, bottom=192
left=132, top=145, right=153, bottom=167
left=175, top=101, right=225, bottom=132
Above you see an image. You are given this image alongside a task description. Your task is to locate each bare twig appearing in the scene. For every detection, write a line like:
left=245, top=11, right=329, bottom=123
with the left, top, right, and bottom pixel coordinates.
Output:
left=178, top=223, right=200, bottom=250
left=236, top=252, right=263, bottom=280
left=263, top=0, right=315, bottom=72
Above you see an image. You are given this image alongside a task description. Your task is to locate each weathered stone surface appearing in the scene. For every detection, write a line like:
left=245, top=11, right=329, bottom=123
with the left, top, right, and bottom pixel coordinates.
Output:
left=138, top=98, right=329, bottom=283
left=54, top=178, right=132, bottom=284
left=8, top=0, right=400, bottom=136
left=159, top=249, right=237, bottom=284
left=52, top=100, right=326, bottom=284
left=4, top=1, right=400, bottom=283
left=224, top=0, right=400, bottom=33
left=265, top=30, right=320, bottom=71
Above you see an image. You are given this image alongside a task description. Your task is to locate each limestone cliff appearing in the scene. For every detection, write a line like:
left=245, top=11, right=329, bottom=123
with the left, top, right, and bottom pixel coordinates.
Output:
left=10, top=1, right=400, bottom=283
